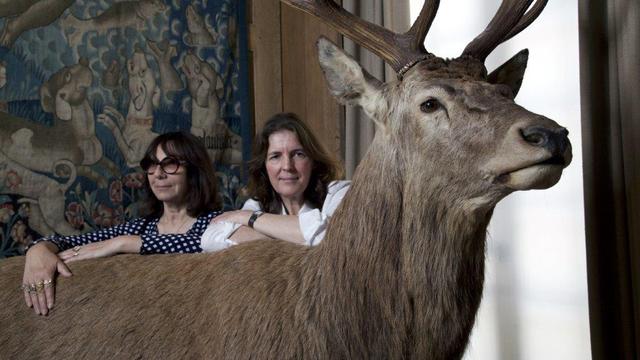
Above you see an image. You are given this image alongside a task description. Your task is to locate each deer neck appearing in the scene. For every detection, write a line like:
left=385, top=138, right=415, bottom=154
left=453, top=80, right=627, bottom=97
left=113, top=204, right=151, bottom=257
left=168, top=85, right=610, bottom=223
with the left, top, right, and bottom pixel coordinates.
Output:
left=302, top=139, right=406, bottom=356
left=400, top=170, right=493, bottom=358
left=310, top=137, right=493, bottom=358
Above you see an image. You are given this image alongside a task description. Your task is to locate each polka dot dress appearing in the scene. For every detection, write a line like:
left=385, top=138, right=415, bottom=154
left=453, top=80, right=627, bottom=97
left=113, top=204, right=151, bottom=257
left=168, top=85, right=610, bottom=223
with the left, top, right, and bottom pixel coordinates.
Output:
left=32, top=210, right=221, bottom=254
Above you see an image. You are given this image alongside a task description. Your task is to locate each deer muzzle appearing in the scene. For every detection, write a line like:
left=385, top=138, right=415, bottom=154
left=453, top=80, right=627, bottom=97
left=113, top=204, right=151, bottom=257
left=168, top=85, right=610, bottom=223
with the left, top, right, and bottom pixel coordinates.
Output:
left=485, top=119, right=572, bottom=191
left=520, top=125, right=570, bottom=164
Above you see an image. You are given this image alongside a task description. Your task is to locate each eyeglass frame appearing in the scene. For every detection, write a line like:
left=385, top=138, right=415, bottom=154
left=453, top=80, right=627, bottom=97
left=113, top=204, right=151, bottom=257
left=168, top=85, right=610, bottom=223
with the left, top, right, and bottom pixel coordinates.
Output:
left=140, top=156, right=189, bottom=175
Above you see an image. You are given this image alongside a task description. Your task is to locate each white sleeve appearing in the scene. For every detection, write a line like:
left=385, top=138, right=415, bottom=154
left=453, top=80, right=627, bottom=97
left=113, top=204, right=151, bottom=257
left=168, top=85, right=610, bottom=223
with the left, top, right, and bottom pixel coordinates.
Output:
left=201, top=199, right=263, bottom=253
left=201, top=222, right=239, bottom=252
left=298, top=180, right=351, bottom=246
left=241, top=198, right=263, bottom=211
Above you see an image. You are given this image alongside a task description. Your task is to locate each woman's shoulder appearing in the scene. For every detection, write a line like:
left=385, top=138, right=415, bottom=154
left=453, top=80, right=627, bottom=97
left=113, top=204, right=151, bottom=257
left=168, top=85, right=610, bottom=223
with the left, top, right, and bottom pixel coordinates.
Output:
left=327, top=180, right=351, bottom=194
left=128, top=216, right=158, bottom=226
left=320, top=180, right=351, bottom=212
left=241, top=198, right=263, bottom=211
left=129, top=216, right=160, bottom=233
left=201, top=209, right=223, bottom=220
left=190, top=210, right=223, bottom=233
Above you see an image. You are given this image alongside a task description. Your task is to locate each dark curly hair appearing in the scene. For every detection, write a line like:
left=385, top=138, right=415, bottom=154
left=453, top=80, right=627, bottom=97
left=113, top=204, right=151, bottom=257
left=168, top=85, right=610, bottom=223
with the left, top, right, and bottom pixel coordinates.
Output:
left=247, top=113, right=343, bottom=214
left=139, top=131, right=221, bottom=217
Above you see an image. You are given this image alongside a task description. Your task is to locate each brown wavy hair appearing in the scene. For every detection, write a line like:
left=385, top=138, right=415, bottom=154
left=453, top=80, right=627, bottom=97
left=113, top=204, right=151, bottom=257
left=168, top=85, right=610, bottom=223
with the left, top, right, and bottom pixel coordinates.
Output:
left=140, top=131, right=221, bottom=217
left=247, top=113, right=343, bottom=214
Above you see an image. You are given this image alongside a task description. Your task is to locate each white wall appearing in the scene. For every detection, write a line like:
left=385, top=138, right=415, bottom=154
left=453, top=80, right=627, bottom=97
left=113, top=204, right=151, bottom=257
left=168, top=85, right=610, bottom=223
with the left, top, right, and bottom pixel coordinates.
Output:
left=409, top=1, right=591, bottom=359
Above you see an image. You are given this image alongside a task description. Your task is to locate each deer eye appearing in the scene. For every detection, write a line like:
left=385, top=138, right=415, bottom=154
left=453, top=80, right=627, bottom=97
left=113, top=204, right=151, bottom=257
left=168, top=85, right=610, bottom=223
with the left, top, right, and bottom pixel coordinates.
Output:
left=420, top=98, right=441, bottom=113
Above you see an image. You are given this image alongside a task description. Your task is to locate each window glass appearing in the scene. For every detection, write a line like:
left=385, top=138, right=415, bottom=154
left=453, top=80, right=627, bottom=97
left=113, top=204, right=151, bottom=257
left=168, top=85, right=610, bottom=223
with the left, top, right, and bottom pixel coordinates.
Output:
left=409, top=1, right=591, bottom=358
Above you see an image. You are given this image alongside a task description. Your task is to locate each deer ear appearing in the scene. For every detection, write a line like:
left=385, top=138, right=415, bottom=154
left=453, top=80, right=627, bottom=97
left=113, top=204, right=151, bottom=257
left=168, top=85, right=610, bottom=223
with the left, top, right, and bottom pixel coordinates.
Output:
left=316, top=37, right=387, bottom=128
left=487, top=49, right=529, bottom=98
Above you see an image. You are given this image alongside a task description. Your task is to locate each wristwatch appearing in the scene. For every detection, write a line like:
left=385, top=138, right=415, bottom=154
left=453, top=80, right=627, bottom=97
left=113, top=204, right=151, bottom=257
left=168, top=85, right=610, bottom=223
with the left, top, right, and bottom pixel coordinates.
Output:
left=248, top=210, right=264, bottom=228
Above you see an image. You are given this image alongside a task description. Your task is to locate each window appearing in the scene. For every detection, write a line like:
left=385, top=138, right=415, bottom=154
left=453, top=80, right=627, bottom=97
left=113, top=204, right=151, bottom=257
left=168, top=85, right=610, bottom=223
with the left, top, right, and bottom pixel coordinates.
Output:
left=409, top=1, right=591, bottom=358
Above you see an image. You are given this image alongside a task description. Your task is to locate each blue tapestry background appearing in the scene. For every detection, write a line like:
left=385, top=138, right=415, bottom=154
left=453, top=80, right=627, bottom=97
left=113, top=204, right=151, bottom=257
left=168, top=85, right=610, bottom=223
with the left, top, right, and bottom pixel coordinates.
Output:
left=0, top=0, right=251, bottom=257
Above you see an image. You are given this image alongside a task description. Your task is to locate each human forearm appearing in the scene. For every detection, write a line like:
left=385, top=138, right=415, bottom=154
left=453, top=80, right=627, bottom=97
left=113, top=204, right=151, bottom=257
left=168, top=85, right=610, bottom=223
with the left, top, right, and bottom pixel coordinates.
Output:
left=212, top=210, right=306, bottom=245
left=58, top=235, right=142, bottom=263
left=33, top=220, right=145, bottom=251
left=115, top=235, right=142, bottom=253
left=250, top=213, right=305, bottom=245
left=228, top=225, right=271, bottom=244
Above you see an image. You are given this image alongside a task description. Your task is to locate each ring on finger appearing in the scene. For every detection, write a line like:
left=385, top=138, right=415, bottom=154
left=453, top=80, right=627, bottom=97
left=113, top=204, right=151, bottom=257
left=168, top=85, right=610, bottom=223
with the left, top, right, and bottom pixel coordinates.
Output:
left=35, top=282, right=45, bottom=292
left=28, top=284, right=37, bottom=293
left=73, top=245, right=81, bottom=256
left=43, top=279, right=53, bottom=288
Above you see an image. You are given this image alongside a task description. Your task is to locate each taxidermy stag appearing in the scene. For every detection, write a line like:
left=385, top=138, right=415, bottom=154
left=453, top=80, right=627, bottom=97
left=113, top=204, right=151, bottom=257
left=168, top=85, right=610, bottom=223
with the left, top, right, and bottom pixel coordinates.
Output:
left=0, top=0, right=571, bottom=358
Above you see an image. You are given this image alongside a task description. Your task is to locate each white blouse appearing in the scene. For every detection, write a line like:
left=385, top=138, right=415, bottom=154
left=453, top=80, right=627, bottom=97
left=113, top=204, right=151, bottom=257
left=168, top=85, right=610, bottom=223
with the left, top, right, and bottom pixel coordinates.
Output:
left=201, top=180, right=350, bottom=252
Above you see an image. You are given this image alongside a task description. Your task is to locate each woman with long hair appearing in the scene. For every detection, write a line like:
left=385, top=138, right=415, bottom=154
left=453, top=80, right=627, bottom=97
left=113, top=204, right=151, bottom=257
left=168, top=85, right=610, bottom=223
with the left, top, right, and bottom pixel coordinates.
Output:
left=201, top=112, right=349, bottom=251
left=21, top=131, right=221, bottom=315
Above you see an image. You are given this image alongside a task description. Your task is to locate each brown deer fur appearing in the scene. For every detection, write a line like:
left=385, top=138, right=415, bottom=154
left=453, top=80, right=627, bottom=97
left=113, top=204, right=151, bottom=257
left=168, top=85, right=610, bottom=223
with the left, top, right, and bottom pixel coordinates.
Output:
left=0, top=1, right=570, bottom=358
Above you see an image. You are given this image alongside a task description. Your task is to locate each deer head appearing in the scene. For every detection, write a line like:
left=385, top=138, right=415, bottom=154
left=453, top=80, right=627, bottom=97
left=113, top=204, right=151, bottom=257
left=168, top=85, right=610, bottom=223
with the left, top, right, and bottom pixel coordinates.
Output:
left=283, top=0, right=571, bottom=207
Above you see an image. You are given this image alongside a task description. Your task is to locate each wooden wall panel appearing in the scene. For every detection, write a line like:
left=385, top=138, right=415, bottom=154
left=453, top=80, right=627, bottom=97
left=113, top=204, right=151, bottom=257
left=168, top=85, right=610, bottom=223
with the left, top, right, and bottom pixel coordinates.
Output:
left=250, top=1, right=343, bottom=159
left=250, top=0, right=283, bottom=134
left=281, top=5, right=342, bottom=157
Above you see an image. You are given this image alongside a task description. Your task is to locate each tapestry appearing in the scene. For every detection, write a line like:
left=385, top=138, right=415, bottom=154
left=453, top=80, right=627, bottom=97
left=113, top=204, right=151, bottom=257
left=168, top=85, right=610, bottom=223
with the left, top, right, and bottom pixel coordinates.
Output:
left=0, top=0, right=252, bottom=257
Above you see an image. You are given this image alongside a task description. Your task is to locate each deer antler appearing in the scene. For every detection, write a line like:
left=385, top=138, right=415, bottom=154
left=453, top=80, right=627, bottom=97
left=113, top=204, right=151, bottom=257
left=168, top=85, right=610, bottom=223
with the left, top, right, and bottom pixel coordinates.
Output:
left=405, top=0, right=440, bottom=53
left=280, top=0, right=439, bottom=76
left=462, top=0, right=548, bottom=61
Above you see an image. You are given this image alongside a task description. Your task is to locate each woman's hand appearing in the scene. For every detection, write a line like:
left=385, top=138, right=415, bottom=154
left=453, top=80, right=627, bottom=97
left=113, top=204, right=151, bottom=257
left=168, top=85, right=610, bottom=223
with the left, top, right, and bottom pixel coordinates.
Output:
left=211, top=210, right=253, bottom=226
left=22, top=242, right=72, bottom=316
left=59, top=236, right=142, bottom=264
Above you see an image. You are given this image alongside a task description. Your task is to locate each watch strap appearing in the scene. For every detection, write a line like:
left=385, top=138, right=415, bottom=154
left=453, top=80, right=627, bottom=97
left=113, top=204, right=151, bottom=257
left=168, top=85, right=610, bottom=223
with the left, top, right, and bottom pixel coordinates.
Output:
left=248, top=210, right=264, bottom=228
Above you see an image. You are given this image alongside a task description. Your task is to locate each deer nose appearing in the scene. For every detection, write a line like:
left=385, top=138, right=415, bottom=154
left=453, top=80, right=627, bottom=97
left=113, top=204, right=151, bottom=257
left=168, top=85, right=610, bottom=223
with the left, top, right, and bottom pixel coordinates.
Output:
left=521, top=126, right=569, bottom=156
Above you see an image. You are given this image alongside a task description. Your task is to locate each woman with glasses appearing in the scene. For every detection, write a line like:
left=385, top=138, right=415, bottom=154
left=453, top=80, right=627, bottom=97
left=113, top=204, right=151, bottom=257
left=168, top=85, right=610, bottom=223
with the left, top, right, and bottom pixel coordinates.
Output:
left=21, top=132, right=221, bottom=316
